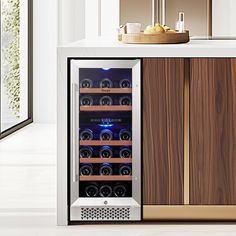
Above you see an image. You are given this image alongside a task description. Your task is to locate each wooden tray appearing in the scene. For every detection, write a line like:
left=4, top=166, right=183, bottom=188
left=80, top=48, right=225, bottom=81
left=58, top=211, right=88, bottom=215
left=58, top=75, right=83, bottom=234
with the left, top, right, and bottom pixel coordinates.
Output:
left=121, top=31, right=189, bottom=44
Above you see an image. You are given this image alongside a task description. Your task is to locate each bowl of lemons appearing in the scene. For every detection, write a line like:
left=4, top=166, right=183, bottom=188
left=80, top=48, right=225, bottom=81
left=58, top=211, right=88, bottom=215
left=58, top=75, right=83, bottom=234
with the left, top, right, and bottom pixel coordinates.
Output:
left=144, top=23, right=176, bottom=34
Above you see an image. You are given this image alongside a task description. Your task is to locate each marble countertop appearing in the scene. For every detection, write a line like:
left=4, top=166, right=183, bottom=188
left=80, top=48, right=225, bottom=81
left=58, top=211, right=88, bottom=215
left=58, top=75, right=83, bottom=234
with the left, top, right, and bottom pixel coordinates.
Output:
left=58, top=37, right=236, bottom=58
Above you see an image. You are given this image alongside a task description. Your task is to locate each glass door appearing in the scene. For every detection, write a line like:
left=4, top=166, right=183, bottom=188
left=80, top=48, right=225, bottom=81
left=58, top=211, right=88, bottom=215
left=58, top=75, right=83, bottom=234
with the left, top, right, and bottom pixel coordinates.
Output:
left=0, top=0, right=32, bottom=138
left=70, top=59, right=141, bottom=222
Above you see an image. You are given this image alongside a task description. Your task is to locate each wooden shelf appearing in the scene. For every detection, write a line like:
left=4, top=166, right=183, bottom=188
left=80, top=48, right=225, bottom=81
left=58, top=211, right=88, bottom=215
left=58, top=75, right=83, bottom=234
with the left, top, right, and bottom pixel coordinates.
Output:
left=80, top=88, right=132, bottom=94
left=80, top=140, right=132, bottom=146
left=80, top=105, right=132, bottom=111
left=80, top=158, right=132, bottom=164
left=80, top=175, right=132, bottom=181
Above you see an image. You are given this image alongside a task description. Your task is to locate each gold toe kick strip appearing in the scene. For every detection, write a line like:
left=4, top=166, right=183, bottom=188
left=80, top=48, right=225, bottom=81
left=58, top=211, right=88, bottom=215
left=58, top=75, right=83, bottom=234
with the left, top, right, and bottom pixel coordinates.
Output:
left=143, top=205, right=236, bottom=221
left=184, top=59, right=190, bottom=205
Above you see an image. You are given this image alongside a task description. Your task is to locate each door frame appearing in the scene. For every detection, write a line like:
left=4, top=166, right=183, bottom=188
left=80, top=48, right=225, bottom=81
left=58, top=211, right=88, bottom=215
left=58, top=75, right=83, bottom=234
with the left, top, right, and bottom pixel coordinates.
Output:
left=0, top=0, right=33, bottom=139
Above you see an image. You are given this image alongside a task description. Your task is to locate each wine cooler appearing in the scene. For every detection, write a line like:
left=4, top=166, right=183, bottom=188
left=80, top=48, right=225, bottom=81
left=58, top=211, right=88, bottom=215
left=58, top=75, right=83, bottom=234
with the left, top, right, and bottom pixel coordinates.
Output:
left=69, top=59, right=141, bottom=222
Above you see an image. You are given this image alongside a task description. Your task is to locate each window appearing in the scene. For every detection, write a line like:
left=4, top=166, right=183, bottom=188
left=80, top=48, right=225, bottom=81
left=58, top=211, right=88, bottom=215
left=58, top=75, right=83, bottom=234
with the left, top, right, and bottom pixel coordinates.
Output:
left=0, top=0, right=32, bottom=138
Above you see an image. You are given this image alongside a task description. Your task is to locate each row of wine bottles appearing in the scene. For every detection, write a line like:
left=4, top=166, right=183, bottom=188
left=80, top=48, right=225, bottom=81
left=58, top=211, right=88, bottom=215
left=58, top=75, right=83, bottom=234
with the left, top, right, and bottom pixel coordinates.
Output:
left=80, top=146, right=131, bottom=158
left=80, top=163, right=132, bottom=176
left=80, top=129, right=131, bottom=141
left=80, top=78, right=131, bottom=89
left=84, top=183, right=128, bottom=197
left=80, top=95, right=132, bottom=106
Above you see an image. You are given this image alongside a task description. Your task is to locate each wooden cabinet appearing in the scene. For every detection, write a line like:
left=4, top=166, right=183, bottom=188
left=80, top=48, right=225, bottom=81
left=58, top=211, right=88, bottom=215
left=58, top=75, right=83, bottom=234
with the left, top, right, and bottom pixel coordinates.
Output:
left=190, top=58, right=236, bottom=205
left=143, top=58, right=184, bottom=205
left=143, top=58, right=236, bottom=220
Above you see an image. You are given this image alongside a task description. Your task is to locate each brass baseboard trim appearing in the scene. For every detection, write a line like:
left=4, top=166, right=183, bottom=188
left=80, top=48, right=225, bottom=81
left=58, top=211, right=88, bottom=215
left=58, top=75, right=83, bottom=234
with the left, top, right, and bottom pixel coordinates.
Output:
left=143, top=205, right=236, bottom=221
left=184, top=59, right=190, bottom=204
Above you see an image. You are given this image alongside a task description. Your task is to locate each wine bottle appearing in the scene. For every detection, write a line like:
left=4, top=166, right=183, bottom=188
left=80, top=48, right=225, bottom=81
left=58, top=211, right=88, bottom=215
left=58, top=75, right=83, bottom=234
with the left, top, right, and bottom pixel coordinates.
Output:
left=85, top=182, right=99, bottom=197
left=119, top=96, right=132, bottom=106
left=100, top=78, right=113, bottom=88
left=79, top=146, right=93, bottom=158
left=100, top=129, right=113, bottom=141
left=119, top=79, right=131, bottom=88
left=99, top=96, right=113, bottom=106
left=79, top=164, right=93, bottom=176
left=113, top=184, right=126, bottom=197
left=80, top=129, right=93, bottom=140
left=99, top=146, right=113, bottom=158
left=99, top=163, right=113, bottom=176
left=80, top=78, right=93, bottom=88
left=119, top=129, right=131, bottom=140
left=119, top=147, right=131, bottom=158
left=80, top=96, right=93, bottom=106
left=119, top=164, right=132, bottom=176
left=99, top=185, right=112, bottom=197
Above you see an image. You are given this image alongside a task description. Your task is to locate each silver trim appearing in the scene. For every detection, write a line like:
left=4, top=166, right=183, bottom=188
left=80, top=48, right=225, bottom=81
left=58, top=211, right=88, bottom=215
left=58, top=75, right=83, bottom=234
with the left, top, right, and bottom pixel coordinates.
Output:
left=132, top=60, right=141, bottom=205
left=70, top=62, right=79, bottom=205
left=71, top=83, right=78, bottom=182
left=70, top=59, right=141, bottom=221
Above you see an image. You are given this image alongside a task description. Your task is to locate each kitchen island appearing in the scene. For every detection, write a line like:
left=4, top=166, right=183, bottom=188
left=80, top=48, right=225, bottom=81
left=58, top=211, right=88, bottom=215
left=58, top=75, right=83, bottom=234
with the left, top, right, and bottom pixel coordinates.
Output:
left=58, top=38, right=236, bottom=58
left=58, top=39, right=236, bottom=225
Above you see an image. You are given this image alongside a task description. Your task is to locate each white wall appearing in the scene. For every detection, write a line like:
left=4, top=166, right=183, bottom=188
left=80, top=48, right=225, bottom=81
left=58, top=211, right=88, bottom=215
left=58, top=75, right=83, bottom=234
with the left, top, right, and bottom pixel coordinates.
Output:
left=58, top=0, right=85, bottom=45
left=34, top=0, right=118, bottom=123
left=34, top=0, right=86, bottom=123
left=85, top=0, right=119, bottom=39
left=213, top=0, right=236, bottom=36
left=33, top=0, right=58, bottom=123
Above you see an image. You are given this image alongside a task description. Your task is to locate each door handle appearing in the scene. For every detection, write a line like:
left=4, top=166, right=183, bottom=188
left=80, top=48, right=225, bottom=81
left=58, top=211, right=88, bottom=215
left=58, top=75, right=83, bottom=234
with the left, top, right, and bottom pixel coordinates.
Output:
left=71, top=83, right=79, bottom=182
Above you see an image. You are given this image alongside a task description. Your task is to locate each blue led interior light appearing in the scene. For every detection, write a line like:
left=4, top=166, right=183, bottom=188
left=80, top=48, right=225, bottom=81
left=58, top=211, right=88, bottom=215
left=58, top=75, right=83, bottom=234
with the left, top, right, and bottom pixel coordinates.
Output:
left=98, top=124, right=114, bottom=128
left=102, top=68, right=111, bottom=71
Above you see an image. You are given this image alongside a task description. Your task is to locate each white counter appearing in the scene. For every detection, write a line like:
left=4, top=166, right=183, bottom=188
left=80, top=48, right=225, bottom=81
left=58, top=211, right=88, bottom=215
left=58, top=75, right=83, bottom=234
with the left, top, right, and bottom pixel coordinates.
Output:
left=58, top=38, right=236, bottom=58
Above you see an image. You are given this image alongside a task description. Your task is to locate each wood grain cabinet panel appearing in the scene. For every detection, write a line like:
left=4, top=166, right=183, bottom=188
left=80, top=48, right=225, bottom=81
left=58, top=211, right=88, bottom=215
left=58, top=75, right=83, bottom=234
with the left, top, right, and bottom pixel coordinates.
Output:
left=143, top=58, right=184, bottom=205
left=190, top=58, right=236, bottom=205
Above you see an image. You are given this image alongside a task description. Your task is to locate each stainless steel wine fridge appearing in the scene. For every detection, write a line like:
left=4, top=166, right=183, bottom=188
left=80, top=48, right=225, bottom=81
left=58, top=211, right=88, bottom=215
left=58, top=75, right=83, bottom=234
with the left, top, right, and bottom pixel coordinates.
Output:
left=58, top=59, right=141, bottom=224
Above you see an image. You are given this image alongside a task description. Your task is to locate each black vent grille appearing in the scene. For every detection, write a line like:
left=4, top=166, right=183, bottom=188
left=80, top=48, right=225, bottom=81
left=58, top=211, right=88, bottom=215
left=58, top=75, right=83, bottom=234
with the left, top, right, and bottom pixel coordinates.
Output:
left=81, top=207, right=130, bottom=220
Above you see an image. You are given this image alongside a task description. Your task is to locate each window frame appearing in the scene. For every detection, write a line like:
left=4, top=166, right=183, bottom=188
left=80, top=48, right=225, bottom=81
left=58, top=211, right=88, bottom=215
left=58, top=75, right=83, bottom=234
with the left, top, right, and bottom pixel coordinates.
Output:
left=0, top=0, right=33, bottom=139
